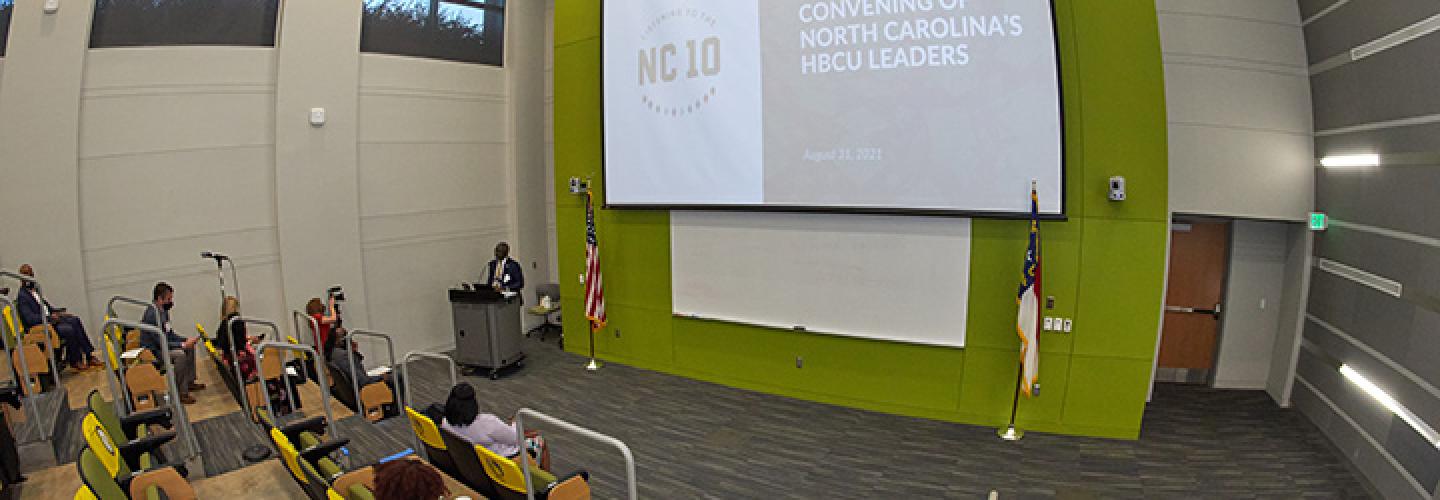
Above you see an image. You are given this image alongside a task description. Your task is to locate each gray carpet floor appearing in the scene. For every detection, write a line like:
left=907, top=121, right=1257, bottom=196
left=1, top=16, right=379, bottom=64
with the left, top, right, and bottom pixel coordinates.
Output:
left=39, top=335, right=1374, bottom=498
left=385, top=337, right=1374, bottom=499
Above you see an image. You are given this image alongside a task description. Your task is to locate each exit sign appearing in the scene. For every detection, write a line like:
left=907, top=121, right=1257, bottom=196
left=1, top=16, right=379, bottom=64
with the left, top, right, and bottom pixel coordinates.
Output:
left=1309, top=212, right=1328, bottom=231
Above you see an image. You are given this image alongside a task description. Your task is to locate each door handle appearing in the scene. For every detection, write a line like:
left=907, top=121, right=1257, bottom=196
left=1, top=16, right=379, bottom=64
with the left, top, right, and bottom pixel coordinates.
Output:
left=1164, top=303, right=1221, bottom=318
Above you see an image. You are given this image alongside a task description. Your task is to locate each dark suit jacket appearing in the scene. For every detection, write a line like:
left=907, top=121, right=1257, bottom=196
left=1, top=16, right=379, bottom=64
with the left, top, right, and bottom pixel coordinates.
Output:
left=14, top=287, right=51, bottom=330
left=482, top=258, right=525, bottom=292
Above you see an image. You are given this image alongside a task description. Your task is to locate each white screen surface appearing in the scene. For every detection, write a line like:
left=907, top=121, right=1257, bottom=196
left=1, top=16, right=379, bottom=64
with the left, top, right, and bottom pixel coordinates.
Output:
left=603, top=0, right=1064, bottom=215
left=671, top=211, right=970, bottom=348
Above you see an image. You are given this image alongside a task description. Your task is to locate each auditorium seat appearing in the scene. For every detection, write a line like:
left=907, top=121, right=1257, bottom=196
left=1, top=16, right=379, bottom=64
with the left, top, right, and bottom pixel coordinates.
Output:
left=124, top=364, right=168, bottom=411
left=11, top=344, right=48, bottom=394
left=77, top=412, right=192, bottom=500
left=403, top=406, right=459, bottom=477
left=438, top=425, right=501, bottom=498
left=473, top=441, right=589, bottom=500
left=85, top=390, right=173, bottom=470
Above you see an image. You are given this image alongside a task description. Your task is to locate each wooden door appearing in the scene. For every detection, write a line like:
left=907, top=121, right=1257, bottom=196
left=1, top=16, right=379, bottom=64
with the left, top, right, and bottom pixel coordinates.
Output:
left=1158, top=221, right=1228, bottom=371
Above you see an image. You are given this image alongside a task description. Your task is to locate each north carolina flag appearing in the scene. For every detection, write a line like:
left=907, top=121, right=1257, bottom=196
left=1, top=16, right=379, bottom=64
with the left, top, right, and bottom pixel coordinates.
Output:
left=1016, top=187, right=1042, bottom=397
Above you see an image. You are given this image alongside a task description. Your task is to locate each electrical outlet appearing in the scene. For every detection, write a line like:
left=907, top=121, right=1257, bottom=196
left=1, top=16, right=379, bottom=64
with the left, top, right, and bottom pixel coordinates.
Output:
left=614, top=328, right=621, bottom=338
left=796, top=356, right=803, bottom=368
left=1046, top=296, right=1056, bottom=309
left=578, top=273, right=585, bottom=284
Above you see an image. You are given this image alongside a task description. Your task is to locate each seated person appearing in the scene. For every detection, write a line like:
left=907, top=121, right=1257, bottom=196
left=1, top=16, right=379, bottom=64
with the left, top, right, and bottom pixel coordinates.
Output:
left=213, top=297, right=260, bottom=380
left=440, top=383, right=550, bottom=470
left=305, top=297, right=339, bottom=352
left=372, top=459, right=447, bottom=500
left=140, top=282, right=204, bottom=405
left=15, top=264, right=103, bottom=371
left=326, top=330, right=389, bottom=389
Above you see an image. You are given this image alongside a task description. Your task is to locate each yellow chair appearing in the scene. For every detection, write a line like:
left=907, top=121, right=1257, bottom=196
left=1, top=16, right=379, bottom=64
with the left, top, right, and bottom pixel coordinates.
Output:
left=474, top=442, right=590, bottom=500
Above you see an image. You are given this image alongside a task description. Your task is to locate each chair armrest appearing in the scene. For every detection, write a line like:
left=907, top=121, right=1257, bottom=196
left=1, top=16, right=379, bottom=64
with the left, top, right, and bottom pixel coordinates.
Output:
left=300, top=437, right=351, bottom=465
left=128, top=466, right=196, bottom=500
left=279, top=415, right=328, bottom=441
left=118, top=431, right=176, bottom=471
left=120, top=407, right=174, bottom=435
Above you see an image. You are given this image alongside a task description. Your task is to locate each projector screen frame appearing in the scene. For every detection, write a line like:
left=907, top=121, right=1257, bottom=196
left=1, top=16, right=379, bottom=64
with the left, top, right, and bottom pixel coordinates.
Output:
left=597, top=0, right=1069, bottom=220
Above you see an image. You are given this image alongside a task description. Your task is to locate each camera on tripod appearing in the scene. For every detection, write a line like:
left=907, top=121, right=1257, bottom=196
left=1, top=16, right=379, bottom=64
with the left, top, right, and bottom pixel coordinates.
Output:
left=327, top=285, right=346, bottom=302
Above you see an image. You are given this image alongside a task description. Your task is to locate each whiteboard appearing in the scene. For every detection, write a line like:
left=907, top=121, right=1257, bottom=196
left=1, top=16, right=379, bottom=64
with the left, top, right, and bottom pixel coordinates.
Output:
left=671, top=211, right=970, bottom=348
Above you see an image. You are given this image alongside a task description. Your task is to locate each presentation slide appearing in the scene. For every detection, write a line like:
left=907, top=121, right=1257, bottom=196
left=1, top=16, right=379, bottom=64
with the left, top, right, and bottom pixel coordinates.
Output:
left=602, top=0, right=1064, bottom=215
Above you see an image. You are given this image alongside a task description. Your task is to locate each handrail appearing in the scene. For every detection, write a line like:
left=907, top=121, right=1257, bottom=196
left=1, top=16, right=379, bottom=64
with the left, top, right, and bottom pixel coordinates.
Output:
left=0, top=296, right=43, bottom=435
left=223, top=315, right=280, bottom=419
left=103, top=295, right=159, bottom=415
left=343, top=329, right=396, bottom=416
left=400, top=350, right=457, bottom=457
left=102, top=318, right=201, bottom=462
left=256, top=341, right=348, bottom=468
left=292, top=310, right=323, bottom=364
left=0, top=271, right=63, bottom=393
left=514, top=408, right=637, bottom=500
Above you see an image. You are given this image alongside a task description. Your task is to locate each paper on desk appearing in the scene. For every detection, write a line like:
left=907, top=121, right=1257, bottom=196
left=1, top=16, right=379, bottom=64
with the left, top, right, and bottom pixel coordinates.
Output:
left=286, top=366, right=299, bottom=377
left=121, top=349, right=143, bottom=360
left=367, top=366, right=392, bottom=377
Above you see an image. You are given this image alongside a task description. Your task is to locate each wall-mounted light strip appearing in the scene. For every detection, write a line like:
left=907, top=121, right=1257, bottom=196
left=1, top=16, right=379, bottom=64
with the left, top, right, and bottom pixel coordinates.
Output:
left=1302, top=0, right=1349, bottom=27
left=1319, top=154, right=1380, bottom=168
left=1351, top=12, right=1440, bottom=61
left=1339, top=365, right=1440, bottom=449
left=1315, top=258, right=1403, bottom=297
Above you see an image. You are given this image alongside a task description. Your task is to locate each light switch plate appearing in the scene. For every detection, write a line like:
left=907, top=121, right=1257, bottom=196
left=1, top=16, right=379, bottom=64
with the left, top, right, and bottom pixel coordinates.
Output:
left=43, top=0, right=59, bottom=13
left=309, top=107, right=326, bottom=126
left=1043, top=317, right=1054, bottom=331
left=1062, top=319, right=1073, bottom=333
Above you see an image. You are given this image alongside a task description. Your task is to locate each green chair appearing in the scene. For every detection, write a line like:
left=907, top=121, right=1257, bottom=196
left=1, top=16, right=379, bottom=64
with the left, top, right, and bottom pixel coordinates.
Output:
left=86, top=390, right=174, bottom=471
left=75, top=415, right=192, bottom=499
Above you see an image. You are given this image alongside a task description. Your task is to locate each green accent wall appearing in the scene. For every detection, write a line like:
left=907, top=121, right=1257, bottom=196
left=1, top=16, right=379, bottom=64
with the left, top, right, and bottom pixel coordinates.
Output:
left=553, top=0, right=1168, bottom=439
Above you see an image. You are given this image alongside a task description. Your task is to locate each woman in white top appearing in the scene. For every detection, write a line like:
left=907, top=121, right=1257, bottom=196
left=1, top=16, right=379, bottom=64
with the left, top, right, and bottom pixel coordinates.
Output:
left=439, top=383, right=550, bottom=469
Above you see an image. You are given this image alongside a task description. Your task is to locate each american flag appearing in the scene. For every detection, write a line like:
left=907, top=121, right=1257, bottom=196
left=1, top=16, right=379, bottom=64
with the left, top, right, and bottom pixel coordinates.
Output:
left=583, top=191, right=607, bottom=330
left=1015, top=185, right=1042, bottom=397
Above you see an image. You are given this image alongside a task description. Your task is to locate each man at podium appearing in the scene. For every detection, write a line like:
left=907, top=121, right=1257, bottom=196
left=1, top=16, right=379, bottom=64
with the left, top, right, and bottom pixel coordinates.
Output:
left=483, top=242, right=525, bottom=293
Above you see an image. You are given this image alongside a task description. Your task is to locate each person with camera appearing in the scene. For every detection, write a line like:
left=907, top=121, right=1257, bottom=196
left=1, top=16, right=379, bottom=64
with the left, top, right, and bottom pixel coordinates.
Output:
left=141, top=282, right=205, bottom=405
left=313, top=287, right=399, bottom=411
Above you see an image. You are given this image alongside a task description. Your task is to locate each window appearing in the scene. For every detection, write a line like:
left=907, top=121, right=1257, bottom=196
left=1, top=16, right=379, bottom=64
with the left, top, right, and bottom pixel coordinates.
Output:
left=0, top=0, right=13, bottom=56
left=90, top=0, right=280, bottom=48
left=361, top=0, right=504, bottom=66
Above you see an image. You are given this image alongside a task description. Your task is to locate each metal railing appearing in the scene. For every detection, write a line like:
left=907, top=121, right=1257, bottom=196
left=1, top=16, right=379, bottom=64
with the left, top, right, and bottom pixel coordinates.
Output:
left=514, top=408, right=637, bottom=500
left=101, top=319, right=202, bottom=464
left=103, top=295, right=159, bottom=415
left=223, top=316, right=282, bottom=419
left=292, top=310, right=323, bottom=362
left=343, top=329, right=395, bottom=417
left=256, top=341, right=348, bottom=468
left=401, top=350, right=457, bottom=457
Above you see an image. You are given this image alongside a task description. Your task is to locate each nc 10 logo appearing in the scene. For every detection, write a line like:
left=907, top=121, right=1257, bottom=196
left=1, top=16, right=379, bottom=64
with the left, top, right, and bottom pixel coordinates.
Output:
left=638, top=37, right=721, bottom=85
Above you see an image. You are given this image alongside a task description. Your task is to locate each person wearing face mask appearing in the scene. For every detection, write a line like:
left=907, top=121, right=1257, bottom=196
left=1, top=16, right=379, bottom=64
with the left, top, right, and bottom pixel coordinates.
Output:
left=140, top=282, right=205, bottom=405
left=14, top=264, right=103, bottom=371
left=482, top=241, right=525, bottom=293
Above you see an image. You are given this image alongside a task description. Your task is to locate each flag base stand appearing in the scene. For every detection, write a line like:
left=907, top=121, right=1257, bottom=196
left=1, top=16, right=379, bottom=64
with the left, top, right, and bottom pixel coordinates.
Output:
left=997, top=425, right=1024, bottom=441
left=584, top=359, right=602, bottom=371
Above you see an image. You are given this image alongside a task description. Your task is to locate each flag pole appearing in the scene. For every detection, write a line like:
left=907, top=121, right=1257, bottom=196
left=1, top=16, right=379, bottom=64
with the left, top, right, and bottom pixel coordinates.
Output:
left=585, top=320, right=602, bottom=371
left=998, top=361, right=1025, bottom=440
left=999, top=179, right=1040, bottom=441
left=583, top=189, right=603, bottom=372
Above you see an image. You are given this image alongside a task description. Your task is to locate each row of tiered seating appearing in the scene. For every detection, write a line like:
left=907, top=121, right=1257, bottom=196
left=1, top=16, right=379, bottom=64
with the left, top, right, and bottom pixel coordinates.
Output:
left=405, top=403, right=591, bottom=499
